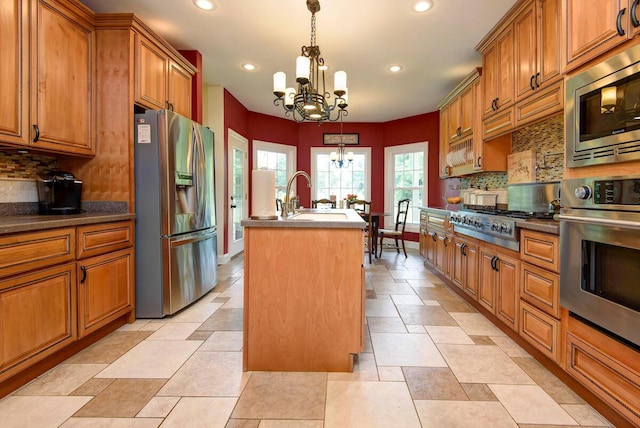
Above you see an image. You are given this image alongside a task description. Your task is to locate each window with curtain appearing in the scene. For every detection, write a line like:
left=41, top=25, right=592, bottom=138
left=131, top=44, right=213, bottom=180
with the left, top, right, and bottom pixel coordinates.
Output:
left=384, top=142, right=428, bottom=233
left=311, top=147, right=371, bottom=204
left=253, top=141, right=296, bottom=201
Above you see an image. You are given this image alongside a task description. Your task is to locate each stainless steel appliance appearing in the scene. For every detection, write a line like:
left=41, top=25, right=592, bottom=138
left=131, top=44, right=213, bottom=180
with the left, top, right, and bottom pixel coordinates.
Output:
left=560, top=175, right=640, bottom=347
left=566, top=43, right=640, bottom=167
left=134, top=110, right=218, bottom=318
left=452, top=182, right=558, bottom=251
left=36, top=171, right=83, bottom=215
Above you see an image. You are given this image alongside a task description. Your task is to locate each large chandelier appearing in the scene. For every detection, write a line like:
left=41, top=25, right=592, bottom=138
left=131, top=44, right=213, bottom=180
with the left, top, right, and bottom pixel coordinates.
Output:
left=272, top=0, right=348, bottom=123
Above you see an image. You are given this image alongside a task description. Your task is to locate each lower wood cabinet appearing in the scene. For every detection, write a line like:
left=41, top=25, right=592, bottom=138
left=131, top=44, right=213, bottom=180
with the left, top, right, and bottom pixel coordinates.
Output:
left=520, top=300, right=560, bottom=362
left=77, top=248, right=133, bottom=338
left=451, top=236, right=478, bottom=299
left=478, top=246, right=519, bottom=331
left=0, top=263, right=76, bottom=380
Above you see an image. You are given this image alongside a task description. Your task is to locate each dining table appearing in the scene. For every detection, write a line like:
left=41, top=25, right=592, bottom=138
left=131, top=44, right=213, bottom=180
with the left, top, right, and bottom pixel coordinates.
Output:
left=358, top=211, right=392, bottom=257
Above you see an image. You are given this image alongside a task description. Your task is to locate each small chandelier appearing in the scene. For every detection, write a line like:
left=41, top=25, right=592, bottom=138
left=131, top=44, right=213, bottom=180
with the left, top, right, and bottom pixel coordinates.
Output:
left=272, top=0, right=349, bottom=124
left=330, top=116, right=353, bottom=168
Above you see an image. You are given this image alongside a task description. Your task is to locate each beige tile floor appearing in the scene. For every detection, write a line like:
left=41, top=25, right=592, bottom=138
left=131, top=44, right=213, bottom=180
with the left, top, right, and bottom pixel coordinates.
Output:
left=0, top=250, right=614, bottom=428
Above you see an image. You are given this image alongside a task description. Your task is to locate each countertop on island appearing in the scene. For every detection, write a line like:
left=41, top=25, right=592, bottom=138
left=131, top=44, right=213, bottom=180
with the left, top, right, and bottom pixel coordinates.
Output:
left=0, top=212, right=135, bottom=235
left=241, top=208, right=365, bottom=229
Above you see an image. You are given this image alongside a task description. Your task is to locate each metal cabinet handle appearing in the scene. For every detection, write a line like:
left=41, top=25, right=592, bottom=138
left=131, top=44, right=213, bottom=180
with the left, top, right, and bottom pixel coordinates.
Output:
left=476, top=156, right=482, bottom=168
left=456, top=126, right=462, bottom=136
left=529, top=75, right=535, bottom=91
left=617, top=7, right=627, bottom=36
left=535, top=72, right=540, bottom=88
left=632, top=0, right=640, bottom=27
left=80, top=265, right=87, bottom=283
left=166, top=101, right=174, bottom=111
left=460, top=243, right=467, bottom=256
left=491, top=98, right=496, bottom=111
left=444, top=165, right=451, bottom=176
left=494, top=97, right=499, bottom=110
left=443, top=236, right=448, bottom=246
left=490, top=255, right=497, bottom=271
left=431, top=232, right=437, bottom=242
left=32, top=124, right=40, bottom=143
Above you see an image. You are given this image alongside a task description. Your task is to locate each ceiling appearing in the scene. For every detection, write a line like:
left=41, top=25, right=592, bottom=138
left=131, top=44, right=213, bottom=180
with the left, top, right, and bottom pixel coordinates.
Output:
left=78, top=0, right=518, bottom=123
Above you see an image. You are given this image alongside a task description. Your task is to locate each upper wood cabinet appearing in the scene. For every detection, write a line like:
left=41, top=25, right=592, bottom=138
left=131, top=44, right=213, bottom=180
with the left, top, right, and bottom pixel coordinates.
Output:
left=135, top=33, right=194, bottom=118
left=481, top=26, right=515, bottom=119
left=514, top=0, right=562, bottom=103
left=1, top=0, right=95, bottom=156
left=563, top=0, right=640, bottom=73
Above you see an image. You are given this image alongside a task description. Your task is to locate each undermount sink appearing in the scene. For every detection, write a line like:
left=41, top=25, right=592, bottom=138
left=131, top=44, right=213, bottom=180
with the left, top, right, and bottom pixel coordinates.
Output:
left=289, top=212, right=349, bottom=221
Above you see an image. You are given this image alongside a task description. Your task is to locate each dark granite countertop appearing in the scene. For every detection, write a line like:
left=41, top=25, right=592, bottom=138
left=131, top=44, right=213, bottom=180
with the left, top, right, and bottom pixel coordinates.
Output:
left=0, top=213, right=135, bottom=235
left=241, top=208, right=365, bottom=229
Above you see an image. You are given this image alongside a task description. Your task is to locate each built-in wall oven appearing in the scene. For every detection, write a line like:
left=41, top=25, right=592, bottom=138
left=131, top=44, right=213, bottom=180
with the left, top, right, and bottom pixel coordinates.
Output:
left=560, top=175, right=640, bottom=348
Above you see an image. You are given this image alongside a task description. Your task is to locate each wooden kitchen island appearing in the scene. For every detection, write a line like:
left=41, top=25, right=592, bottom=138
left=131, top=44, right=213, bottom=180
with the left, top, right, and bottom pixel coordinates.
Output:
left=241, top=209, right=365, bottom=372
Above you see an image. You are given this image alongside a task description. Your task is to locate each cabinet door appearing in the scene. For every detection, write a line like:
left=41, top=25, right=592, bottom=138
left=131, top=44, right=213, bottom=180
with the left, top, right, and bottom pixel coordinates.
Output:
left=136, top=35, right=168, bottom=110
left=451, top=239, right=465, bottom=289
left=439, top=105, right=450, bottom=178
left=538, top=0, right=561, bottom=86
left=478, top=248, right=496, bottom=312
left=434, top=233, right=448, bottom=276
left=482, top=42, right=499, bottom=117
left=77, top=248, right=133, bottom=337
left=514, top=1, right=537, bottom=102
left=0, top=0, right=29, bottom=146
left=458, top=84, right=474, bottom=138
left=425, top=230, right=436, bottom=266
left=0, top=263, right=76, bottom=381
left=31, top=0, right=94, bottom=156
left=463, top=241, right=479, bottom=300
left=495, top=253, right=520, bottom=331
left=447, top=96, right=461, bottom=142
left=168, top=60, right=193, bottom=118
left=496, top=27, right=515, bottom=111
left=563, top=0, right=628, bottom=72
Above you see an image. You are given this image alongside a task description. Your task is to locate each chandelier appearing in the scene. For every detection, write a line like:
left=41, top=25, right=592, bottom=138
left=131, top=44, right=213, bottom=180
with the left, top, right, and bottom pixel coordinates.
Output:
left=330, top=116, right=353, bottom=168
left=272, top=0, right=348, bottom=123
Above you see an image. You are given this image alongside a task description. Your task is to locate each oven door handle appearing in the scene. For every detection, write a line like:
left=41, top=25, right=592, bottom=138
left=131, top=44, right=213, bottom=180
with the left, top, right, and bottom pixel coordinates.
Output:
left=558, top=214, right=640, bottom=230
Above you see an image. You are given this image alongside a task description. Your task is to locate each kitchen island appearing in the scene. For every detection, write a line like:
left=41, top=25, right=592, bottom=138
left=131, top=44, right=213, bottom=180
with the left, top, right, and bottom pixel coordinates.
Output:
left=240, top=209, right=365, bottom=372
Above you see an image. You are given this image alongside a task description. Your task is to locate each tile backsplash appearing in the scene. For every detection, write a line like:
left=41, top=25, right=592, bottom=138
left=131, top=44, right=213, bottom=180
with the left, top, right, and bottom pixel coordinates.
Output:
left=461, top=114, right=564, bottom=189
left=0, top=150, right=57, bottom=179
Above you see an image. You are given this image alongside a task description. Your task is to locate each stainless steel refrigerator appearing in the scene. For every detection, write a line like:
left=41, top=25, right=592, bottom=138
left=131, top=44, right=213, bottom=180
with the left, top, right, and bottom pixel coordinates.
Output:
left=134, top=109, right=218, bottom=318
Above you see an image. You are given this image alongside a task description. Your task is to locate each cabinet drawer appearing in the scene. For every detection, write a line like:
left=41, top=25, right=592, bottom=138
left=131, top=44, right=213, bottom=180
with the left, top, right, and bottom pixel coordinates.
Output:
left=520, top=229, right=559, bottom=272
left=482, top=106, right=514, bottom=140
left=514, top=80, right=563, bottom=128
left=566, top=333, right=640, bottom=426
left=519, top=300, right=560, bottom=363
left=0, top=263, right=76, bottom=380
left=426, top=212, right=448, bottom=230
left=77, top=221, right=134, bottom=259
left=520, top=262, right=559, bottom=318
left=0, top=228, right=75, bottom=279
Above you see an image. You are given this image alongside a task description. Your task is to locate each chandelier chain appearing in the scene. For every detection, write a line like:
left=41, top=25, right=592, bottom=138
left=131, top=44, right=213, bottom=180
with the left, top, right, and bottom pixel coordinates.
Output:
left=311, top=13, right=316, bottom=47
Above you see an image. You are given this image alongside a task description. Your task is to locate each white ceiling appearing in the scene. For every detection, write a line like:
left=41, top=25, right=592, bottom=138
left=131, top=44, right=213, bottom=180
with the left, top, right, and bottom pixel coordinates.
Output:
left=78, top=0, right=518, bottom=123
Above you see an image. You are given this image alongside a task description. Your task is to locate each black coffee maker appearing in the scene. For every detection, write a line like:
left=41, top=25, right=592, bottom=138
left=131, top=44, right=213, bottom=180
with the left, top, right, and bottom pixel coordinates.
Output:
left=37, top=171, right=83, bottom=214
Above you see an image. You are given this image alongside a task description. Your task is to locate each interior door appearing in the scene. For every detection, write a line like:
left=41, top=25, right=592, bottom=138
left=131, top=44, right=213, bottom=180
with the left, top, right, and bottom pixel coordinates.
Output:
left=228, top=129, right=248, bottom=257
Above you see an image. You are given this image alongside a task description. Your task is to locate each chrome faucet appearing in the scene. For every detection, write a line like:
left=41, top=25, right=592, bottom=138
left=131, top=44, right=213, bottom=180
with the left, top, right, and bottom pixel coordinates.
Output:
left=282, top=171, right=312, bottom=218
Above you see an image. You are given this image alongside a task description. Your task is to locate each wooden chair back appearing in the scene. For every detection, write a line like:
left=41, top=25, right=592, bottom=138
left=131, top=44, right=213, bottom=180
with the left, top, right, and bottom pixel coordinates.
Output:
left=311, top=198, right=336, bottom=208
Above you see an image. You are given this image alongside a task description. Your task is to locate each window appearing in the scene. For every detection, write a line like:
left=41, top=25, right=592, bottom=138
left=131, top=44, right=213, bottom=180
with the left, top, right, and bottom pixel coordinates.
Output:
left=252, top=140, right=296, bottom=200
left=311, top=147, right=371, bottom=204
left=384, top=142, right=428, bottom=233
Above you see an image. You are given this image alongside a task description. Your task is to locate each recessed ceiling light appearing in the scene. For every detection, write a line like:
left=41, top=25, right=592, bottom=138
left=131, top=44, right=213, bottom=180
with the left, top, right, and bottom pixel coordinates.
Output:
left=389, top=65, right=403, bottom=73
left=242, top=63, right=257, bottom=71
left=193, top=0, right=216, bottom=11
left=413, top=0, right=434, bottom=13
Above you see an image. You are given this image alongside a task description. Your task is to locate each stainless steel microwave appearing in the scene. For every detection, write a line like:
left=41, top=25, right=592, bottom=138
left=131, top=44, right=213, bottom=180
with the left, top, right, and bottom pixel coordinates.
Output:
left=566, top=43, right=640, bottom=167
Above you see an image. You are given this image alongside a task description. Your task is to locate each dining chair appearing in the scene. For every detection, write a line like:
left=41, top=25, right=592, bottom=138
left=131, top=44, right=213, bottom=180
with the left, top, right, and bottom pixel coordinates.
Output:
left=311, top=198, right=336, bottom=208
left=347, top=199, right=373, bottom=263
left=378, top=198, right=410, bottom=258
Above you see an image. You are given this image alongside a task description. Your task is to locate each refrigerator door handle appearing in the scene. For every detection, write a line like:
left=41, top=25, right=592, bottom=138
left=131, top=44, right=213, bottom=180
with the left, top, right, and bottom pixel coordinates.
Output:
left=191, top=123, right=207, bottom=230
left=169, top=229, right=216, bottom=248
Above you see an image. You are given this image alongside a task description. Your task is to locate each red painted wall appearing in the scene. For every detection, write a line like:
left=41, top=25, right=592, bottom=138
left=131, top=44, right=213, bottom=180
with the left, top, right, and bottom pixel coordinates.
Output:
left=222, top=93, right=444, bottom=254
left=179, top=50, right=203, bottom=124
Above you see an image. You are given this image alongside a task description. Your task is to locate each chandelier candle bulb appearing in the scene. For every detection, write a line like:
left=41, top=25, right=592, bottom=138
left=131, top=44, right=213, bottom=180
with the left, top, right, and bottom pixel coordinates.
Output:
left=284, top=88, right=295, bottom=107
left=296, top=56, right=310, bottom=83
left=334, top=71, right=347, bottom=95
left=273, top=72, right=286, bottom=96
left=346, top=151, right=354, bottom=161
